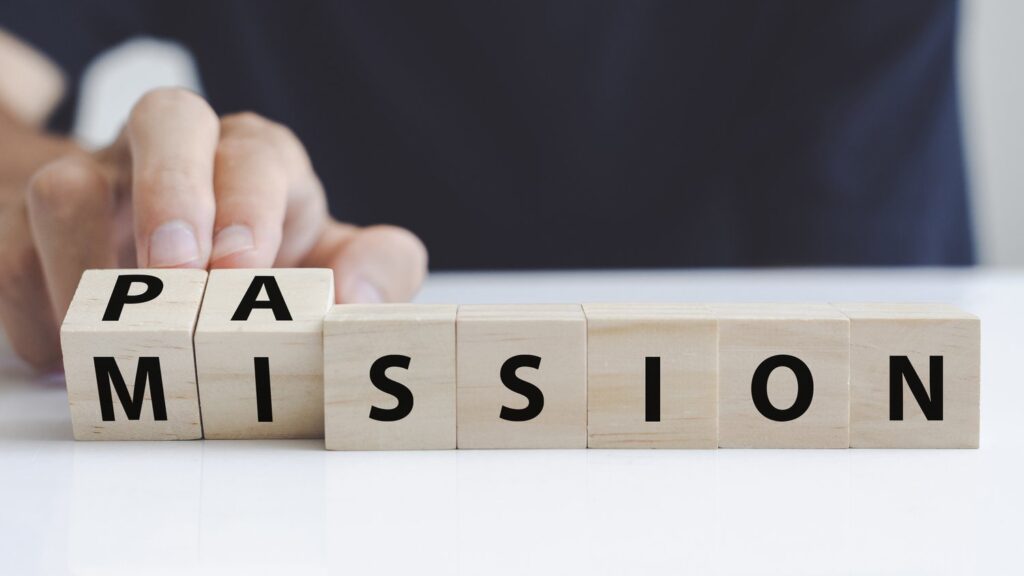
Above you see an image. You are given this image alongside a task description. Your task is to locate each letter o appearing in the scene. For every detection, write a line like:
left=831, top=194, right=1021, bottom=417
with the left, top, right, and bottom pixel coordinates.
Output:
left=751, top=354, right=813, bottom=422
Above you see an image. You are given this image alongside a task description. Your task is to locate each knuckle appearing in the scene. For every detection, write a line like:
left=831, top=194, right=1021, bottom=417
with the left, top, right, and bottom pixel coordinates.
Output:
left=220, top=111, right=271, bottom=133
left=130, top=87, right=217, bottom=129
left=264, top=122, right=299, bottom=149
left=134, top=165, right=216, bottom=212
left=27, top=156, right=107, bottom=220
left=215, top=135, right=289, bottom=191
left=135, top=165, right=195, bottom=195
left=135, top=87, right=208, bottom=111
left=221, top=113, right=304, bottom=164
left=215, top=133, right=278, bottom=166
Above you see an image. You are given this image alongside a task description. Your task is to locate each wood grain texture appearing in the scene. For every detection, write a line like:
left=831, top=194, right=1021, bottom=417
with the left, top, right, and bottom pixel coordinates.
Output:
left=833, top=303, right=980, bottom=448
left=194, top=269, right=333, bottom=439
left=712, top=303, right=850, bottom=448
left=324, top=304, right=457, bottom=450
left=61, top=269, right=206, bottom=440
left=456, top=304, right=586, bottom=449
left=584, top=303, right=718, bottom=448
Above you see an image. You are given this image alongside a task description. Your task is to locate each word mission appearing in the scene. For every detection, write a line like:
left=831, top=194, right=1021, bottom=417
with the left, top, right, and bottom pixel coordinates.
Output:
left=60, top=270, right=980, bottom=449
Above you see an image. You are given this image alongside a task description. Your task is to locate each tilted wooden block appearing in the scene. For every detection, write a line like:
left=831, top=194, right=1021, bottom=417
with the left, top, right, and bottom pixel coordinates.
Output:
left=324, top=304, right=457, bottom=450
left=456, top=304, right=587, bottom=449
left=60, top=269, right=206, bottom=440
left=713, top=303, right=850, bottom=448
left=583, top=303, right=718, bottom=448
left=194, top=269, right=333, bottom=439
left=833, top=303, right=980, bottom=448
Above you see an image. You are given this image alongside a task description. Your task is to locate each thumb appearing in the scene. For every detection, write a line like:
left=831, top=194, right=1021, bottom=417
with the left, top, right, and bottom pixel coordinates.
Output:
left=301, top=221, right=428, bottom=303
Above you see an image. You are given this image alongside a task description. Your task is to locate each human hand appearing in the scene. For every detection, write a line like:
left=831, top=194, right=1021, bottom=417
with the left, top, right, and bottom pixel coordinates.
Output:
left=0, top=88, right=427, bottom=370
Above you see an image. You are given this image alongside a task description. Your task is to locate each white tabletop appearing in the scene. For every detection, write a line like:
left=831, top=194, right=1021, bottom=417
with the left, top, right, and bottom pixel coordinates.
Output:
left=1, top=268, right=1020, bottom=575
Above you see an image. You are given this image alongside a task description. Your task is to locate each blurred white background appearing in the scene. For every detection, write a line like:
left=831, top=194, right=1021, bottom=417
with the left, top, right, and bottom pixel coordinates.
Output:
left=70, top=1, right=1023, bottom=266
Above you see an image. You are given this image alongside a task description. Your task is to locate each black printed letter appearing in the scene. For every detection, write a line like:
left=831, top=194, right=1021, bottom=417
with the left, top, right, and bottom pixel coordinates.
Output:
left=254, top=357, right=273, bottom=422
left=369, top=355, right=414, bottom=422
left=646, top=356, right=661, bottom=422
left=499, top=354, right=544, bottom=422
left=890, top=356, right=943, bottom=421
left=102, top=275, right=163, bottom=321
left=751, top=354, right=813, bottom=422
left=231, top=276, right=292, bottom=321
left=93, top=356, right=167, bottom=421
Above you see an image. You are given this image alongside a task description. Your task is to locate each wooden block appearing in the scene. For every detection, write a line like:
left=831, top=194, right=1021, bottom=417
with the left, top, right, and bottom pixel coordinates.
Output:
left=583, top=303, right=718, bottom=448
left=712, top=303, right=850, bottom=448
left=456, top=304, right=587, bottom=448
left=832, top=303, right=980, bottom=448
left=323, top=304, right=457, bottom=450
left=60, top=269, right=206, bottom=440
left=194, top=268, right=333, bottom=439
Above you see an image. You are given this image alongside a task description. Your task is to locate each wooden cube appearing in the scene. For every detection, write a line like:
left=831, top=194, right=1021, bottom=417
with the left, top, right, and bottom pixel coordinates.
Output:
left=60, top=269, right=206, bottom=440
left=194, top=269, right=333, bottom=439
left=833, top=303, right=980, bottom=448
left=456, top=304, right=587, bottom=449
left=323, top=304, right=457, bottom=450
left=713, top=303, right=850, bottom=448
left=583, top=303, right=718, bottom=448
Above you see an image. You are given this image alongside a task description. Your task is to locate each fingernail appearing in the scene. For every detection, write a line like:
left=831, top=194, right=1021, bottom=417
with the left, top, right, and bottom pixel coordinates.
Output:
left=346, top=277, right=384, bottom=304
left=148, top=220, right=200, bottom=267
left=211, top=225, right=256, bottom=262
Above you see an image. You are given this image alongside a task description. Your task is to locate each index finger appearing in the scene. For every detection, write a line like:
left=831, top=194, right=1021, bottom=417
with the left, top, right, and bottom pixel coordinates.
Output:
left=126, top=88, right=220, bottom=268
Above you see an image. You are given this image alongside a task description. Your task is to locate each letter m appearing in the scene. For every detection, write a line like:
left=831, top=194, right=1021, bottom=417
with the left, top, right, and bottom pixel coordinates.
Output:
left=93, top=357, right=168, bottom=421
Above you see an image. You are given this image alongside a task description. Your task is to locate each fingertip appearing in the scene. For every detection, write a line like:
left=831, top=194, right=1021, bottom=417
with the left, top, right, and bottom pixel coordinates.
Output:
left=210, top=224, right=255, bottom=264
left=338, top=276, right=385, bottom=304
left=328, top=224, right=428, bottom=303
left=209, top=224, right=282, bottom=269
left=147, top=219, right=202, bottom=268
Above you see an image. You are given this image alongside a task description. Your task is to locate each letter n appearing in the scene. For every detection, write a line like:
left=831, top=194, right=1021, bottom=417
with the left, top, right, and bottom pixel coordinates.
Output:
left=889, top=355, right=943, bottom=421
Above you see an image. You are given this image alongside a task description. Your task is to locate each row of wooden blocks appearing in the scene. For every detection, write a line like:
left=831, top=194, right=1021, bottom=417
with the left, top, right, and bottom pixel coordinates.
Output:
left=60, top=269, right=980, bottom=449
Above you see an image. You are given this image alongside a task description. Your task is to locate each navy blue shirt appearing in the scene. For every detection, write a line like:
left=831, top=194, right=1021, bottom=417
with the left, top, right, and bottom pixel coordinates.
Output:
left=3, top=0, right=973, bottom=269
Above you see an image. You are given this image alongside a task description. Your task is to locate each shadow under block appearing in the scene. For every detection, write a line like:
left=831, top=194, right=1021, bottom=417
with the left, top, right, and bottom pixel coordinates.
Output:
left=60, top=269, right=206, bottom=440
left=194, top=269, right=333, bottom=439
left=456, top=305, right=587, bottom=449
left=583, top=304, right=718, bottom=448
left=833, top=303, right=980, bottom=448
left=713, top=304, right=850, bottom=448
left=323, top=304, right=457, bottom=450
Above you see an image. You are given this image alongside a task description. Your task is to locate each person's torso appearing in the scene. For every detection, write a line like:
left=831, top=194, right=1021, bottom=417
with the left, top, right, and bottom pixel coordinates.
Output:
left=169, top=0, right=971, bottom=269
